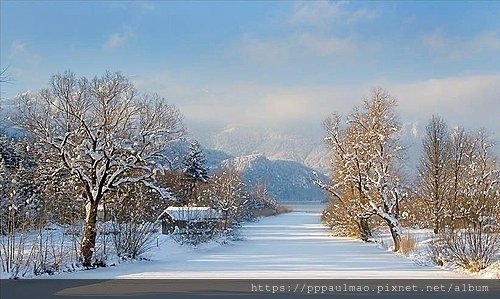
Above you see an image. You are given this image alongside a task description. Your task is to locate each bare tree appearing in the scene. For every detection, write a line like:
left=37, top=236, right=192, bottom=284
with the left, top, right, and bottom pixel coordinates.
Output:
left=17, top=71, right=185, bottom=266
left=446, top=127, right=472, bottom=229
left=319, top=87, right=406, bottom=251
left=418, top=115, right=450, bottom=233
left=0, top=68, right=11, bottom=85
left=0, top=67, right=13, bottom=127
left=420, top=123, right=499, bottom=271
left=209, top=167, right=248, bottom=230
left=459, top=130, right=499, bottom=228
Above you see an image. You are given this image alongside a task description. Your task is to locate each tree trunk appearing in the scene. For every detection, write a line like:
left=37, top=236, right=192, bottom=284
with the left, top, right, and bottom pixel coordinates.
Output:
left=433, top=218, right=440, bottom=234
left=359, top=217, right=372, bottom=241
left=81, top=200, right=98, bottom=267
left=223, top=211, right=229, bottom=230
left=386, top=219, right=402, bottom=252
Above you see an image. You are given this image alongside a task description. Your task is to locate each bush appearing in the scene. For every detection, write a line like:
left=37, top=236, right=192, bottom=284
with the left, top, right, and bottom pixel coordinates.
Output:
left=431, top=225, right=499, bottom=272
left=111, top=222, right=158, bottom=259
left=322, top=203, right=362, bottom=238
left=169, top=221, right=219, bottom=246
left=399, top=232, right=416, bottom=255
left=276, top=205, right=293, bottom=214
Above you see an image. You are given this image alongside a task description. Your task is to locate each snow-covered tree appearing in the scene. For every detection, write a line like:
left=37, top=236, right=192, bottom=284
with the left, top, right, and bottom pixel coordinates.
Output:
left=417, top=118, right=499, bottom=233
left=182, top=141, right=209, bottom=204
left=248, top=180, right=278, bottom=212
left=183, top=141, right=208, bottom=183
left=17, top=71, right=185, bottom=266
left=431, top=129, right=499, bottom=271
left=0, top=137, right=40, bottom=225
left=0, top=67, right=10, bottom=101
left=446, top=127, right=473, bottom=228
left=209, top=167, right=248, bottom=230
left=418, top=115, right=451, bottom=233
left=319, top=87, right=406, bottom=251
left=457, top=129, right=499, bottom=228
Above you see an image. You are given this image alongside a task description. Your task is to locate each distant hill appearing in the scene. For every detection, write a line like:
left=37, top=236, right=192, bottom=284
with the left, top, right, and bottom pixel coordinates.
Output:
left=221, top=154, right=327, bottom=203
left=164, top=141, right=328, bottom=203
left=193, top=124, right=331, bottom=174
left=190, top=122, right=437, bottom=182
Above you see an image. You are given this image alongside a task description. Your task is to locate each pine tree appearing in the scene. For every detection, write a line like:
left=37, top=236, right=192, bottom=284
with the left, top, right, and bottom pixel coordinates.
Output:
left=183, top=141, right=209, bottom=183
left=182, top=141, right=209, bottom=205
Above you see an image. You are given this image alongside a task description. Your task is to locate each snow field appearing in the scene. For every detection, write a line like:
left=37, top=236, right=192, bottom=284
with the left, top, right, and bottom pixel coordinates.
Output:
left=53, top=211, right=470, bottom=279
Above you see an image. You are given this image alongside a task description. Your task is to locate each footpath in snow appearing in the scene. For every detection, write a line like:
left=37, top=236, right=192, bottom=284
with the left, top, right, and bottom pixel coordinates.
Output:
left=56, top=210, right=467, bottom=279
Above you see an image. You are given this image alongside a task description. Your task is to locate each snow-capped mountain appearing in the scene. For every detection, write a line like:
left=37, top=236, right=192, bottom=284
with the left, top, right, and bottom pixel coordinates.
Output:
left=192, top=124, right=331, bottom=174
left=164, top=140, right=328, bottom=203
left=221, top=153, right=327, bottom=203
left=190, top=122, right=433, bottom=180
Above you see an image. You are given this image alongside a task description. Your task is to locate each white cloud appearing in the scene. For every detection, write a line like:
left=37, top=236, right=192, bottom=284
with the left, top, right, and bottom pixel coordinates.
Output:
left=289, top=1, right=376, bottom=27
left=421, top=31, right=500, bottom=60
left=9, top=41, right=41, bottom=65
left=104, top=27, right=135, bottom=50
left=234, top=1, right=378, bottom=64
left=235, top=33, right=357, bottom=63
left=296, top=33, right=354, bottom=56
left=388, top=74, right=500, bottom=132
left=11, top=41, right=26, bottom=54
left=133, top=72, right=500, bottom=136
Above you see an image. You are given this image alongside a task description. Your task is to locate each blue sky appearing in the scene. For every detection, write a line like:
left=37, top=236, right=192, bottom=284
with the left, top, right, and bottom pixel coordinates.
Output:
left=1, top=1, right=499, bottom=134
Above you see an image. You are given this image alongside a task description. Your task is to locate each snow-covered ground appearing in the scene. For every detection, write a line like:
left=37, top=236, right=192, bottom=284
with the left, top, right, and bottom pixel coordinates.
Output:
left=372, top=227, right=500, bottom=279
left=51, top=211, right=470, bottom=279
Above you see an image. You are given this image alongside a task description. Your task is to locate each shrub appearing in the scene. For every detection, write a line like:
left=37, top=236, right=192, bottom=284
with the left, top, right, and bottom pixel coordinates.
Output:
left=322, top=203, right=361, bottom=238
left=399, top=232, right=416, bottom=255
left=276, top=205, right=293, bottom=214
left=431, top=224, right=499, bottom=272
left=111, top=221, right=158, bottom=259
left=169, top=221, right=219, bottom=246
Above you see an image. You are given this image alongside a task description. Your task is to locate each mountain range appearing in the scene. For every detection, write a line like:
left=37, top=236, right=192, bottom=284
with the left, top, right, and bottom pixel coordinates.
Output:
left=164, top=140, right=328, bottom=203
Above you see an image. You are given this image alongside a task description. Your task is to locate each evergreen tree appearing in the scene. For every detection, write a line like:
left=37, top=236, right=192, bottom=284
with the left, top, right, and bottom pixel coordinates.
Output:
left=183, top=141, right=209, bottom=183
left=182, top=141, right=209, bottom=205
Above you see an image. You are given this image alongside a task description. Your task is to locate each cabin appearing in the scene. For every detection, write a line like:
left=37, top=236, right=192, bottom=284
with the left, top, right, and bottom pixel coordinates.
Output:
left=158, top=206, right=220, bottom=235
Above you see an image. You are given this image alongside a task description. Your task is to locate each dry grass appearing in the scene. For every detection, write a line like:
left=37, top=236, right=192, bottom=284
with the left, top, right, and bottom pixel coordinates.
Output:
left=250, top=205, right=293, bottom=218
left=251, top=208, right=277, bottom=218
left=400, top=232, right=417, bottom=255
left=276, top=205, right=293, bottom=214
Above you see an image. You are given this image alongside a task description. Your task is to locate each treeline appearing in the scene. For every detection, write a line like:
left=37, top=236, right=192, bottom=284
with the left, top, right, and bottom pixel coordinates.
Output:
left=319, top=87, right=499, bottom=272
left=0, top=71, right=281, bottom=278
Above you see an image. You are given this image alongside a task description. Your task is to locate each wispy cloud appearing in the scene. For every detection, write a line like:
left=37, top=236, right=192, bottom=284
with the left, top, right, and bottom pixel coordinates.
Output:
left=9, top=41, right=41, bottom=65
left=135, top=1, right=155, bottom=12
left=11, top=40, right=27, bottom=55
left=289, top=1, right=377, bottom=27
left=421, top=30, right=500, bottom=60
left=107, top=1, right=155, bottom=13
left=235, top=33, right=357, bottom=63
left=386, top=75, right=500, bottom=133
left=295, top=33, right=354, bottom=56
left=104, top=27, right=135, bottom=50
left=234, top=1, right=377, bottom=64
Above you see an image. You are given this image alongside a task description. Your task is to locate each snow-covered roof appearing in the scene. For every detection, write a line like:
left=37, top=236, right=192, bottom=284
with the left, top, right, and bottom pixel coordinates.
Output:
left=159, top=206, right=220, bottom=221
